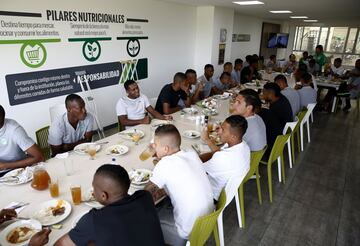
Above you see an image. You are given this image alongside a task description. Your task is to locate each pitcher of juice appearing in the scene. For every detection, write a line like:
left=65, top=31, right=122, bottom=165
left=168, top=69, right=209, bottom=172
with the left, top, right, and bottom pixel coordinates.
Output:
left=31, top=166, right=51, bottom=190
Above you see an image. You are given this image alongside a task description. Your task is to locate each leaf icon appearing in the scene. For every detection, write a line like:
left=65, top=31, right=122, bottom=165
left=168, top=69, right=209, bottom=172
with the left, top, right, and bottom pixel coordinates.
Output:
left=93, top=47, right=97, bottom=52
left=87, top=44, right=93, bottom=51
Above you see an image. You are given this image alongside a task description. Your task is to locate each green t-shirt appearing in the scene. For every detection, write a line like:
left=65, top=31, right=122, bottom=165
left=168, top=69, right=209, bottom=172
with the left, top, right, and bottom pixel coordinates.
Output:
left=314, top=53, right=327, bottom=67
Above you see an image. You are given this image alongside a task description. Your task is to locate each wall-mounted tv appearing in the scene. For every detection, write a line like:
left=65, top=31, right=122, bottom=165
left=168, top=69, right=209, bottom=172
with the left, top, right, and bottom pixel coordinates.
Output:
left=267, top=33, right=289, bottom=48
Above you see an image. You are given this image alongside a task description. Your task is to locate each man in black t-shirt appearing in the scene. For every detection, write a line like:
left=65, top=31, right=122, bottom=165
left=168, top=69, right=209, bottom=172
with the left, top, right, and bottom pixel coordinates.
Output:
left=241, top=56, right=262, bottom=84
left=155, top=72, right=191, bottom=114
left=54, top=165, right=164, bottom=246
left=260, top=83, right=293, bottom=149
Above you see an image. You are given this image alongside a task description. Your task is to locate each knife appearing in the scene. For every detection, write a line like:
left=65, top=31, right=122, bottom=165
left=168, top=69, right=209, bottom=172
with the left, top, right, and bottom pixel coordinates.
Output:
left=191, top=145, right=201, bottom=155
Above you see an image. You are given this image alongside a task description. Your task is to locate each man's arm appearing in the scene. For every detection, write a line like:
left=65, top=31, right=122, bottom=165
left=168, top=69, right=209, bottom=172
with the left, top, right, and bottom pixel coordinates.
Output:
left=146, top=106, right=172, bottom=120
left=163, top=103, right=181, bottom=115
left=118, top=115, right=150, bottom=127
left=0, top=144, right=44, bottom=171
left=144, top=181, right=167, bottom=203
left=191, top=83, right=204, bottom=103
left=50, top=131, right=94, bottom=157
left=54, top=234, right=76, bottom=246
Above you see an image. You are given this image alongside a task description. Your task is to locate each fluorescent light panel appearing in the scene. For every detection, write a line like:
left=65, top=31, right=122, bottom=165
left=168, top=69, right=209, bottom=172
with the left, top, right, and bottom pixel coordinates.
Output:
left=233, top=1, right=264, bottom=5
left=290, top=16, right=308, bottom=19
left=304, top=19, right=318, bottom=22
left=269, top=10, right=292, bottom=13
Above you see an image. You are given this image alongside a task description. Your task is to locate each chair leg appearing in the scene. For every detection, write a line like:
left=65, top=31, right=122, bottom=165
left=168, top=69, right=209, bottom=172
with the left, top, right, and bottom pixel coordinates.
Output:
left=213, top=222, right=220, bottom=246
left=237, top=185, right=245, bottom=228
left=217, top=213, right=224, bottom=246
left=267, top=164, right=273, bottom=203
left=296, top=130, right=301, bottom=153
left=291, top=134, right=295, bottom=164
left=256, top=167, right=262, bottom=205
left=306, top=120, right=311, bottom=143
left=300, top=123, right=304, bottom=151
left=277, top=157, right=282, bottom=183
left=331, top=96, right=337, bottom=113
left=310, top=111, right=314, bottom=123
left=287, top=141, right=292, bottom=168
left=281, top=154, right=286, bottom=184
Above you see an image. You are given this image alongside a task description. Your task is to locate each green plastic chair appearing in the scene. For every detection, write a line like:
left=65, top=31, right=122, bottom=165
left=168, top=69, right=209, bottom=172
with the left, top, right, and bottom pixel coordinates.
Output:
left=292, top=110, right=307, bottom=158
left=238, top=146, right=267, bottom=228
left=260, top=133, right=291, bottom=203
left=35, top=126, right=51, bottom=160
left=186, top=189, right=227, bottom=246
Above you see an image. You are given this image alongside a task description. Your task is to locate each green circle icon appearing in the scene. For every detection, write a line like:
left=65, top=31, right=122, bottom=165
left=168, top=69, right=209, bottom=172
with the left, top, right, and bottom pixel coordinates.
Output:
left=20, top=42, right=47, bottom=68
left=82, top=40, right=101, bottom=62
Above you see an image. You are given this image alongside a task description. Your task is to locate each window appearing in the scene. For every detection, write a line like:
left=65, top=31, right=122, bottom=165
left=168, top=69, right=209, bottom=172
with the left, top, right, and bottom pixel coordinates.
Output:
left=326, top=27, right=348, bottom=53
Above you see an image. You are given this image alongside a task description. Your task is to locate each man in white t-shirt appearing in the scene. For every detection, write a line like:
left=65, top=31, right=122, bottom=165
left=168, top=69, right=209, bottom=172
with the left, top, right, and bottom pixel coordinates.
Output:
left=48, top=94, right=96, bottom=157
left=196, top=64, right=218, bottom=99
left=200, top=115, right=250, bottom=200
left=116, top=80, right=171, bottom=130
left=0, top=105, right=44, bottom=175
left=325, top=58, right=345, bottom=78
left=145, top=125, right=214, bottom=246
left=232, top=89, right=267, bottom=151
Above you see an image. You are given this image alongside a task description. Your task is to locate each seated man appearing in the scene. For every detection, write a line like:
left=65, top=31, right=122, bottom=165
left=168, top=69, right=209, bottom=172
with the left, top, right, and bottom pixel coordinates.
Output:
left=0, top=105, right=44, bottom=175
left=213, top=72, right=233, bottom=92
left=48, top=94, right=95, bottom=157
left=116, top=80, right=171, bottom=129
left=282, top=54, right=298, bottom=74
left=344, top=59, right=360, bottom=111
left=186, top=69, right=204, bottom=104
left=274, top=74, right=301, bottom=119
left=299, top=51, right=309, bottom=66
left=266, top=55, right=279, bottom=72
left=200, top=115, right=250, bottom=200
left=155, top=72, right=191, bottom=115
left=232, top=89, right=267, bottom=151
left=307, top=58, right=320, bottom=76
left=145, top=125, right=214, bottom=246
left=55, top=164, right=164, bottom=246
left=324, top=58, right=345, bottom=78
left=259, top=83, right=293, bottom=149
left=296, top=72, right=317, bottom=109
left=241, top=56, right=261, bottom=84
left=196, top=64, right=216, bottom=99
left=231, top=58, right=243, bottom=84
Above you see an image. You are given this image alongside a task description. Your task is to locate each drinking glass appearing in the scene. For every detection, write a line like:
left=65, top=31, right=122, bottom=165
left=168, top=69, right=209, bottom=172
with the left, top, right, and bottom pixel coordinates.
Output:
left=87, top=144, right=97, bottom=160
left=49, top=179, right=59, bottom=198
left=132, top=133, right=141, bottom=145
left=139, top=144, right=156, bottom=161
left=70, top=185, right=82, bottom=205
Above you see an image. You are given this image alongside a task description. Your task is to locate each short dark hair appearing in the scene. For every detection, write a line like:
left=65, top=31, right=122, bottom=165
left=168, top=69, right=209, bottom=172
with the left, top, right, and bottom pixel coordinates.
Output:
left=155, top=124, right=181, bottom=148
left=224, top=115, right=248, bottom=139
left=204, top=64, right=214, bottom=70
left=0, top=105, right=5, bottom=126
left=316, top=45, right=323, bottom=51
left=298, top=63, right=308, bottom=71
left=301, top=72, right=312, bottom=84
left=289, top=54, right=295, bottom=59
left=270, top=55, right=276, bottom=60
left=274, top=74, right=288, bottom=85
left=263, top=82, right=281, bottom=97
left=185, top=69, right=196, bottom=76
left=220, top=72, right=231, bottom=80
left=124, top=79, right=137, bottom=91
left=303, top=51, right=308, bottom=56
left=95, top=164, right=130, bottom=193
left=65, top=94, right=83, bottom=109
left=224, top=62, right=232, bottom=67
left=249, top=57, right=258, bottom=65
left=234, top=58, right=243, bottom=65
left=173, top=72, right=187, bottom=83
left=245, top=55, right=252, bottom=62
left=334, top=58, right=342, bottom=63
left=238, top=89, right=262, bottom=112
left=309, top=58, right=316, bottom=64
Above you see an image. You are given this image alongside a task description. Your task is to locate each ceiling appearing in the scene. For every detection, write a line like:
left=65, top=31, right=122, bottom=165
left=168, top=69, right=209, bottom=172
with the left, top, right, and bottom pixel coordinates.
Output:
left=161, top=0, right=360, bottom=25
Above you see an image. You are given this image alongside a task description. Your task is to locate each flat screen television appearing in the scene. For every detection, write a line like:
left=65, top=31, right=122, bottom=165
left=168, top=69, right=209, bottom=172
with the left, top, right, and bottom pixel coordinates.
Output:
left=267, top=33, right=289, bottom=48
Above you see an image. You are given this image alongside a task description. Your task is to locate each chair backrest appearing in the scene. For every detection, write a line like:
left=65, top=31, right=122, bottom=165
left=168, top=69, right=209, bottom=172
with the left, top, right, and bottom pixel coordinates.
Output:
left=282, top=118, right=298, bottom=135
left=243, top=146, right=267, bottom=183
left=188, top=189, right=226, bottom=246
left=35, top=126, right=51, bottom=160
left=302, top=103, right=316, bottom=124
left=224, top=173, right=246, bottom=207
left=49, top=104, right=66, bottom=123
left=268, top=133, right=291, bottom=164
left=294, top=110, right=307, bottom=132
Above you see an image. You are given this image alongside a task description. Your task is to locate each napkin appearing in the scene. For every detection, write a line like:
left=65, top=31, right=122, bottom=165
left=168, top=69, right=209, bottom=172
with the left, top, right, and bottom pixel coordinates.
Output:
left=55, top=152, right=69, bottom=159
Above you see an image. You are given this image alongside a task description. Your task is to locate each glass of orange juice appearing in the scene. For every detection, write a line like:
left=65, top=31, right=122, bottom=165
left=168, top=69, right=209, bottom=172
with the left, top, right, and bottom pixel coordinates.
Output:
left=87, top=144, right=97, bottom=160
left=132, top=133, right=141, bottom=145
left=70, top=185, right=82, bottom=205
left=139, top=144, right=156, bottom=161
left=49, top=179, right=59, bottom=198
left=207, top=122, right=214, bottom=133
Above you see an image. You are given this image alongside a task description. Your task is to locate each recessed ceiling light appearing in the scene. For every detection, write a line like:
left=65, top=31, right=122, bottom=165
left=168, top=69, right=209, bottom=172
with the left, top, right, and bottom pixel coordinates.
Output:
left=290, top=16, right=308, bottom=19
left=269, top=10, right=292, bottom=14
left=304, top=19, right=318, bottom=22
left=233, top=1, right=264, bottom=5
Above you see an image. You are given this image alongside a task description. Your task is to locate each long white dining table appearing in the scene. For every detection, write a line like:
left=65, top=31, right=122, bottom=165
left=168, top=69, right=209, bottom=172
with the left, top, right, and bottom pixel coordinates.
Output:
left=0, top=96, right=233, bottom=245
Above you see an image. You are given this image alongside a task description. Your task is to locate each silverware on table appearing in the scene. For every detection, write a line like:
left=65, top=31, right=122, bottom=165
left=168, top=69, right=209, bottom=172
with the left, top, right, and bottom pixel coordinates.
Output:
left=9, top=202, right=30, bottom=210
left=191, top=144, right=201, bottom=155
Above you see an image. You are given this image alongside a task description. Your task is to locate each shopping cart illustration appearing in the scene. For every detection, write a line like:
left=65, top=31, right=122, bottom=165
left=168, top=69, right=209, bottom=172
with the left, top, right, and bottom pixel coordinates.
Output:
left=26, top=47, right=40, bottom=63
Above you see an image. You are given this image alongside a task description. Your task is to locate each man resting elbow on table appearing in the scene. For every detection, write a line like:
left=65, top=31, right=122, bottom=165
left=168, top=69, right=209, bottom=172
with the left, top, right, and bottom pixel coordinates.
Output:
left=0, top=105, right=44, bottom=175
left=116, top=80, right=172, bottom=130
left=48, top=94, right=95, bottom=157
left=199, top=115, right=250, bottom=201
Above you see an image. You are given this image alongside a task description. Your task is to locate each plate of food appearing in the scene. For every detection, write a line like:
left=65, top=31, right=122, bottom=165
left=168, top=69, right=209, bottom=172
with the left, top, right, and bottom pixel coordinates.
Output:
left=182, top=130, right=201, bottom=139
left=0, top=219, right=42, bottom=246
left=182, top=107, right=198, bottom=114
left=0, top=167, right=33, bottom=186
left=74, top=143, right=101, bottom=155
left=198, top=98, right=218, bottom=110
left=202, top=108, right=218, bottom=116
left=105, top=145, right=129, bottom=156
left=213, top=92, right=231, bottom=100
left=71, top=211, right=90, bottom=229
left=151, top=119, right=172, bottom=128
left=119, top=129, right=145, bottom=140
left=32, top=199, right=72, bottom=226
left=129, top=169, right=152, bottom=186
left=84, top=188, right=103, bottom=209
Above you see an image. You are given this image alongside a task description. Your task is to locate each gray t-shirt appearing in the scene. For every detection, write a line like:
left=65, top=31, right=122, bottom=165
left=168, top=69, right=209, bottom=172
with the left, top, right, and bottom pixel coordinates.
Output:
left=231, top=70, right=241, bottom=84
left=281, top=87, right=301, bottom=119
left=0, top=119, right=35, bottom=163
left=48, top=112, right=95, bottom=146
left=197, top=75, right=215, bottom=99
left=297, top=86, right=317, bottom=109
left=243, top=114, right=267, bottom=151
left=349, top=69, right=360, bottom=99
left=213, top=78, right=229, bottom=91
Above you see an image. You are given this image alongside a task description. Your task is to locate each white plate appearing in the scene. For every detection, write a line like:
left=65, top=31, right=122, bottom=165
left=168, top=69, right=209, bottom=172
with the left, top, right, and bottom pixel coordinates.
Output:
left=119, top=129, right=145, bottom=140
left=84, top=188, right=103, bottom=209
left=151, top=119, right=172, bottom=128
left=1, top=168, right=33, bottom=186
left=213, top=94, right=229, bottom=100
left=182, top=107, right=198, bottom=114
left=182, top=130, right=201, bottom=139
left=105, top=145, right=129, bottom=156
left=32, top=199, right=72, bottom=226
left=0, top=219, right=42, bottom=246
left=129, top=169, right=152, bottom=185
left=71, top=211, right=90, bottom=229
left=74, top=143, right=101, bottom=155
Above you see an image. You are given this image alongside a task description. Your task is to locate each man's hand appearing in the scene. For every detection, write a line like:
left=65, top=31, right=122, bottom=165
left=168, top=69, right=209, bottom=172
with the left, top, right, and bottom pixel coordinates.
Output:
left=197, top=81, right=205, bottom=92
left=163, top=115, right=173, bottom=120
left=0, top=209, right=17, bottom=224
left=29, top=228, right=51, bottom=246
left=142, top=115, right=151, bottom=124
left=0, top=162, right=7, bottom=171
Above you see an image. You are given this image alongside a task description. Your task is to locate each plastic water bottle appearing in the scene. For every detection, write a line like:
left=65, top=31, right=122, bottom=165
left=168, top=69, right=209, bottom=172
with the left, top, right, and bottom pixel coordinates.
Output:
left=110, top=158, right=117, bottom=165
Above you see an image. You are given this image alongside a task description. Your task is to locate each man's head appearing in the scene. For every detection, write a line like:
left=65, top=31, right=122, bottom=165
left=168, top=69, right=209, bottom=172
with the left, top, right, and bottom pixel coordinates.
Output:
left=173, top=72, right=188, bottom=92
left=185, top=69, right=197, bottom=85
left=309, top=58, right=316, bottom=68
left=234, top=58, right=243, bottom=71
left=223, top=62, right=233, bottom=73
left=204, top=64, right=214, bottom=79
left=274, top=74, right=288, bottom=90
left=220, top=72, right=231, bottom=85
left=92, top=164, right=130, bottom=205
left=263, top=82, right=281, bottom=103
left=124, top=80, right=140, bottom=99
left=245, top=55, right=252, bottom=63
left=315, top=45, right=323, bottom=54
left=65, top=94, right=87, bottom=121
left=0, top=105, right=5, bottom=128
left=356, top=59, right=360, bottom=69
left=249, top=57, right=258, bottom=69
left=334, top=58, right=342, bottom=68
left=270, top=55, right=276, bottom=62
left=234, top=89, right=262, bottom=117
left=154, top=124, right=181, bottom=159
left=218, top=115, right=248, bottom=145
left=300, top=72, right=312, bottom=86
left=302, top=51, right=308, bottom=59
left=289, top=54, right=296, bottom=62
